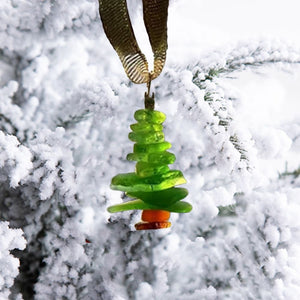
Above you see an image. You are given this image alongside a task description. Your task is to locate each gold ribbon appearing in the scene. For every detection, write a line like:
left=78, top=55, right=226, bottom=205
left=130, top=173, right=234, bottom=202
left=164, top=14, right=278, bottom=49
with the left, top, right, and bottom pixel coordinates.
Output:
left=99, top=0, right=169, bottom=84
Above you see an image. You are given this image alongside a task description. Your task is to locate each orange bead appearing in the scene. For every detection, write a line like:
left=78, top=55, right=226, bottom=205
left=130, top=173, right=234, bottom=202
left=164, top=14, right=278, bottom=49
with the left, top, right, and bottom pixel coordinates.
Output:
left=135, top=210, right=171, bottom=230
left=135, top=221, right=171, bottom=230
left=141, top=210, right=170, bottom=222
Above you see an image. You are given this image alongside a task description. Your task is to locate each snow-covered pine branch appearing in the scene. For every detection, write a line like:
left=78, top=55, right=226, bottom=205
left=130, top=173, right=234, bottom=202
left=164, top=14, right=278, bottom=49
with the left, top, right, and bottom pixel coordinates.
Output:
left=0, top=222, right=26, bottom=299
left=1, top=0, right=300, bottom=299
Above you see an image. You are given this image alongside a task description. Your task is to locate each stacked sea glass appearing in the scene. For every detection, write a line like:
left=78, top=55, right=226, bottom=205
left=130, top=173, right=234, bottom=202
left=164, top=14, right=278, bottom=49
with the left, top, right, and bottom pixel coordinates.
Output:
left=108, top=109, right=192, bottom=216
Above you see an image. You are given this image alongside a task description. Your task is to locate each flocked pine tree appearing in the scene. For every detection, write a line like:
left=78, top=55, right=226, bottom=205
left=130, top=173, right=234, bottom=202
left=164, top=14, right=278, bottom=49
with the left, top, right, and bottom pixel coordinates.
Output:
left=1, top=0, right=300, bottom=299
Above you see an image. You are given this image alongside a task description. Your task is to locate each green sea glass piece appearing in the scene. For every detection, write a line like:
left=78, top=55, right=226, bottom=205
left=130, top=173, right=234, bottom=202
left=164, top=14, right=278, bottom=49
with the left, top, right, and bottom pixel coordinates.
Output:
left=109, top=108, right=192, bottom=214
left=126, top=152, right=148, bottom=162
left=134, top=109, right=166, bottom=123
left=128, top=131, right=164, bottom=143
left=110, top=170, right=186, bottom=192
left=126, top=151, right=175, bottom=164
left=107, top=199, right=192, bottom=213
left=148, top=152, right=176, bottom=164
left=135, top=161, right=170, bottom=177
left=134, top=141, right=171, bottom=154
left=127, top=187, right=188, bottom=206
left=130, top=122, right=163, bottom=133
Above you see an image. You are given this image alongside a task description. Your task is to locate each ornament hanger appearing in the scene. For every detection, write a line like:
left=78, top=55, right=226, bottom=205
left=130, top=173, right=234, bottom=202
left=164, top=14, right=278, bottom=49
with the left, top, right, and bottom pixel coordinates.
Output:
left=99, top=0, right=169, bottom=94
left=99, top=0, right=192, bottom=230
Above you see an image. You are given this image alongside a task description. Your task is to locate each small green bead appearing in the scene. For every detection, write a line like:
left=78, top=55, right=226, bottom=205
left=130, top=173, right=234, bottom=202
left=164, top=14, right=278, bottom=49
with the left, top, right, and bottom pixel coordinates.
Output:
left=130, top=122, right=163, bottom=133
left=128, top=131, right=164, bottom=143
left=134, top=142, right=171, bottom=154
left=136, top=162, right=170, bottom=177
left=134, top=109, right=166, bottom=124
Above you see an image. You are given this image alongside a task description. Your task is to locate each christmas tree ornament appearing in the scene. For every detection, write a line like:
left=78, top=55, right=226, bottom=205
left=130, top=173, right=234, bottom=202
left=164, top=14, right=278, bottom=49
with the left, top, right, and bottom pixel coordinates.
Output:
left=108, top=108, right=192, bottom=230
left=99, top=0, right=192, bottom=230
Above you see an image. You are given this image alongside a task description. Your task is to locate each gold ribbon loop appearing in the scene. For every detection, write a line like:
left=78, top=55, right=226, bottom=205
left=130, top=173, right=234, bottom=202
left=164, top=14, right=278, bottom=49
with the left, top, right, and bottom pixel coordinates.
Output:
left=99, top=0, right=169, bottom=84
left=143, top=0, right=168, bottom=80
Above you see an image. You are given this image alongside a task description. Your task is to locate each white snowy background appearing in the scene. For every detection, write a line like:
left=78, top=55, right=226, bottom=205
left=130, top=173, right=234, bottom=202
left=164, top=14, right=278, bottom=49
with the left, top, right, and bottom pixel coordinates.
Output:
left=1, top=0, right=300, bottom=299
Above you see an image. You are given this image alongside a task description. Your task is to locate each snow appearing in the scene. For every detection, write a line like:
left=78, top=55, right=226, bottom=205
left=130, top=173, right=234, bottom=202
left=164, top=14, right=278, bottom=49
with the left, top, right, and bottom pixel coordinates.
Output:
left=0, top=0, right=300, bottom=299
left=0, top=222, right=26, bottom=299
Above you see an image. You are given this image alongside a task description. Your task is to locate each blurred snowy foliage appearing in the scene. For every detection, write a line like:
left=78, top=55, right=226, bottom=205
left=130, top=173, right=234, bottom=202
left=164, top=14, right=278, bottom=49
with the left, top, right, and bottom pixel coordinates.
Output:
left=1, top=0, right=300, bottom=299
left=0, top=221, right=26, bottom=299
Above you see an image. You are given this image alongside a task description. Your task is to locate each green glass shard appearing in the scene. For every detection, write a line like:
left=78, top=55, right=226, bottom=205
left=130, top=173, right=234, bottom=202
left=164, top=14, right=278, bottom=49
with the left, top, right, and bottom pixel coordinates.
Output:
left=128, top=131, right=164, bottom=143
left=142, top=170, right=186, bottom=185
left=167, top=201, right=192, bottom=213
left=127, top=187, right=188, bottom=207
left=110, top=171, right=186, bottom=192
left=127, top=152, right=148, bottom=162
left=130, top=122, right=163, bottom=133
left=134, top=109, right=166, bottom=124
left=107, top=199, right=154, bottom=213
left=134, top=142, right=171, bottom=154
left=136, top=161, right=170, bottom=177
left=126, top=151, right=176, bottom=164
left=107, top=199, right=192, bottom=213
left=110, top=170, right=186, bottom=192
left=148, top=152, right=176, bottom=164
